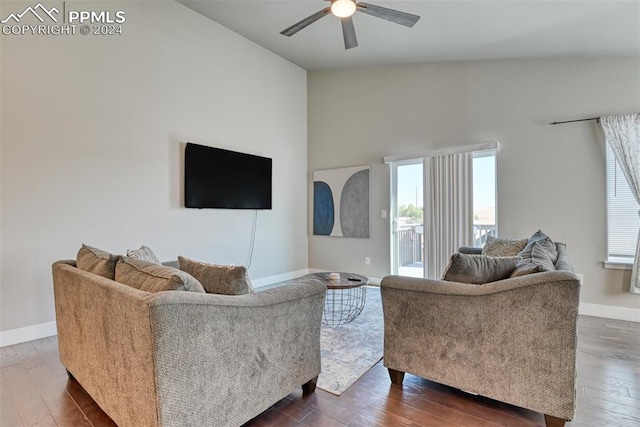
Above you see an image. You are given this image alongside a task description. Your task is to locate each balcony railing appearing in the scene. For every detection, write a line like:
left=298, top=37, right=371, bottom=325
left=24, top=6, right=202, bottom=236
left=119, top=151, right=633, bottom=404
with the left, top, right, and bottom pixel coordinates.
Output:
left=473, top=224, right=496, bottom=247
left=398, top=224, right=497, bottom=268
left=398, top=227, right=422, bottom=267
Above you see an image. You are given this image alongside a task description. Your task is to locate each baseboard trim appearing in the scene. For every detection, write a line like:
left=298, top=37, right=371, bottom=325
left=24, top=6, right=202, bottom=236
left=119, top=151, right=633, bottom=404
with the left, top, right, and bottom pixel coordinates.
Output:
left=0, top=321, right=57, bottom=348
left=579, top=303, right=640, bottom=323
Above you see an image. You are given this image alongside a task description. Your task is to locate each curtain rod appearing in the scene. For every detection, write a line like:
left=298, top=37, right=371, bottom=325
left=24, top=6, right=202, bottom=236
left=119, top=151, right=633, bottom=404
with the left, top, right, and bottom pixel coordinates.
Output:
left=549, top=117, right=600, bottom=125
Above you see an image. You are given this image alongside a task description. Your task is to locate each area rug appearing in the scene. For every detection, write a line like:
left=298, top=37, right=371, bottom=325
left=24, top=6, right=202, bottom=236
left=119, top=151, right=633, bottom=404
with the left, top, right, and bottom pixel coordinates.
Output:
left=317, top=286, right=384, bottom=396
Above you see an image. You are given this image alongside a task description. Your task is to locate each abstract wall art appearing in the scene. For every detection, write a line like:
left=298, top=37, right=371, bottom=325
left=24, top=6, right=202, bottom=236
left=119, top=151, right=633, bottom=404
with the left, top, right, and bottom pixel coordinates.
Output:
left=313, top=165, right=370, bottom=238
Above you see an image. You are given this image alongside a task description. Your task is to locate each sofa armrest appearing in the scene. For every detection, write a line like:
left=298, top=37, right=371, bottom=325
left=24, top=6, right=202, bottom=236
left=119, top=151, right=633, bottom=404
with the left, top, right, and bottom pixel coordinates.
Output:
left=53, top=262, right=159, bottom=427
left=147, top=279, right=326, bottom=426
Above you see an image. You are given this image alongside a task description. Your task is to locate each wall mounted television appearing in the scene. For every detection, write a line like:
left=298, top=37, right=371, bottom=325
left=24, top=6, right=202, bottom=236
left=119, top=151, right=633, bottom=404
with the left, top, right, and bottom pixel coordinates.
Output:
left=184, top=143, right=272, bottom=210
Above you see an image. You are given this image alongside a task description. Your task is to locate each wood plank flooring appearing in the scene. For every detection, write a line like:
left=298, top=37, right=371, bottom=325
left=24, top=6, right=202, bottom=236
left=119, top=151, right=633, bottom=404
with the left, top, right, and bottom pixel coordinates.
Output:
left=1, top=315, right=638, bottom=426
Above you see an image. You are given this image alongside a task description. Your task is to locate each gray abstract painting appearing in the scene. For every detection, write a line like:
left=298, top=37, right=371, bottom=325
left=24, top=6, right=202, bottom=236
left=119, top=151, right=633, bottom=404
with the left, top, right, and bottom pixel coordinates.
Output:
left=313, top=165, right=370, bottom=238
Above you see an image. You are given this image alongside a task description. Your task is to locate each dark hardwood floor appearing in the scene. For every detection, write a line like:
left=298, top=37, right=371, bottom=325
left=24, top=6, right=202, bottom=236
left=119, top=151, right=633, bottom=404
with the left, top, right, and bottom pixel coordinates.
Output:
left=1, top=315, right=638, bottom=426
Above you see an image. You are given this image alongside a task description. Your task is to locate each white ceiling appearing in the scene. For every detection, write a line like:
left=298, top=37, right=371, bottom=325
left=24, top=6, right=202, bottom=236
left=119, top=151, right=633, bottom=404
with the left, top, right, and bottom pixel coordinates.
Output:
left=178, top=0, right=640, bottom=70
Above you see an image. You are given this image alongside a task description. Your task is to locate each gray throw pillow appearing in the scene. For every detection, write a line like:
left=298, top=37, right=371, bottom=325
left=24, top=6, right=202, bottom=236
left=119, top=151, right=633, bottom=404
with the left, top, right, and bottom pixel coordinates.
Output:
left=76, top=244, right=118, bottom=280
left=178, top=256, right=252, bottom=295
left=511, top=241, right=557, bottom=277
left=442, top=254, right=519, bottom=284
left=482, top=236, right=528, bottom=257
left=510, top=260, right=546, bottom=278
left=518, top=230, right=558, bottom=264
left=115, top=257, right=205, bottom=293
left=530, top=241, right=557, bottom=271
left=126, top=245, right=161, bottom=264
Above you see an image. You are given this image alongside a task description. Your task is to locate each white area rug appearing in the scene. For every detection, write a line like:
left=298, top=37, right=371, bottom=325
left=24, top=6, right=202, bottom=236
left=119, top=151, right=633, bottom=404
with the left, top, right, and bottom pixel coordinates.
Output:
left=317, top=286, right=384, bottom=396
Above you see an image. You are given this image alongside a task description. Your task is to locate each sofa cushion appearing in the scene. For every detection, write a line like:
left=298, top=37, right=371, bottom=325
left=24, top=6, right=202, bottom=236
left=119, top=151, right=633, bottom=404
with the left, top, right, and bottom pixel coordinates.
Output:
left=442, top=254, right=519, bottom=284
left=519, top=230, right=558, bottom=264
left=482, top=236, right=528, bottom=257
left=115, top=257, right=206, bottom=293
left=76, top=244, right=118, bottom=280
left=126, top=245, right=161, bottom=264
left=178, top=256, right=252, bottom=295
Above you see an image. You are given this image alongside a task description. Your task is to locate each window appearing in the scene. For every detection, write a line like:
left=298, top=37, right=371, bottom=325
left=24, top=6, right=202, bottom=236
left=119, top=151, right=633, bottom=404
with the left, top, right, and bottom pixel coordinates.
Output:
left=607, top=144, right=640, bottom=263
left=472, top=151, right=497, bottom=247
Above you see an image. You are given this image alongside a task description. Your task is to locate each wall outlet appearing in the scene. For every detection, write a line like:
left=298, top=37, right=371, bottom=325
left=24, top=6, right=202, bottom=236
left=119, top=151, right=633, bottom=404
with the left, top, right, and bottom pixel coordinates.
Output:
left=381, top=209, right=387, bottom=219
left=365, top=257, right=371, bottom=265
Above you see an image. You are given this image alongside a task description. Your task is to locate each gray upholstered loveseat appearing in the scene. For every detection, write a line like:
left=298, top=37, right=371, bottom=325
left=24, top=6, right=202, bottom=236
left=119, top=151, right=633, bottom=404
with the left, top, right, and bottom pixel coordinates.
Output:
left=381, top=241, right=580, bottom=427
left=52, top=258, right=326, bottom=427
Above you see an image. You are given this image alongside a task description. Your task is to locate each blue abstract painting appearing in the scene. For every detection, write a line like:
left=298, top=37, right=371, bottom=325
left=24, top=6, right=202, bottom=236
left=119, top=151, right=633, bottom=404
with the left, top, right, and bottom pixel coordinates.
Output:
left=313, top=166, right=370, bottom=238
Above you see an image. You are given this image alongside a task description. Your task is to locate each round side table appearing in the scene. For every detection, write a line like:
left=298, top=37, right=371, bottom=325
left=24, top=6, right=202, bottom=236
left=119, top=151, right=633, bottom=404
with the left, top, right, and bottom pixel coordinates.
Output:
left=303, top=272, right=369, bottom=326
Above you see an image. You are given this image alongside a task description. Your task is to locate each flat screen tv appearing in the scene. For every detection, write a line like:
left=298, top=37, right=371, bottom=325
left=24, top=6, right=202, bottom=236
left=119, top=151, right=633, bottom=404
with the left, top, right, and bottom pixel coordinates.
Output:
left=184, top=143, right=272, bottom=209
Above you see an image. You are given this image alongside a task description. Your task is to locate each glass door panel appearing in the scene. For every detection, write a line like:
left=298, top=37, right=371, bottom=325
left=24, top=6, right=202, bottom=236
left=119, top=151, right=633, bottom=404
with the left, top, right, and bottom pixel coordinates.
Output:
left=391, top=161, right=424, bottom=277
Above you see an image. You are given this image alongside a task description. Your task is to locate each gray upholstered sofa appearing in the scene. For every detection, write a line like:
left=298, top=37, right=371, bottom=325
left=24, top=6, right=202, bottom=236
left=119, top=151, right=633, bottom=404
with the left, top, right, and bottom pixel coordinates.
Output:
left=381, top=242, right=580, bottom=427
left=52, top=258, right=326, bottom=427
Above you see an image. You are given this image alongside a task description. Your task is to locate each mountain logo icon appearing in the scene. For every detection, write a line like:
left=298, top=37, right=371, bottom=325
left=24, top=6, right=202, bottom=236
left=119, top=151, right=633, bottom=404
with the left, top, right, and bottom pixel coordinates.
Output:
left=1, top=3, right=59, bottom=24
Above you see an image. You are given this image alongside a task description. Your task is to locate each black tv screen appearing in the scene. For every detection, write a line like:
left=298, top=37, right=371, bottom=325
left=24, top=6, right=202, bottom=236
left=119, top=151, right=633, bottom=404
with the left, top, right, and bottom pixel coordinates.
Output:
left=184, top=143, right=272, bottom=209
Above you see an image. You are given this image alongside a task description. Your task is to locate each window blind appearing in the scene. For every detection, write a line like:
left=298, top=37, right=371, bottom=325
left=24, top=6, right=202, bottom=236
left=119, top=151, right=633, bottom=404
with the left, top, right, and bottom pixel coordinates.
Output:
left=607, top=144, right=640, bottom=259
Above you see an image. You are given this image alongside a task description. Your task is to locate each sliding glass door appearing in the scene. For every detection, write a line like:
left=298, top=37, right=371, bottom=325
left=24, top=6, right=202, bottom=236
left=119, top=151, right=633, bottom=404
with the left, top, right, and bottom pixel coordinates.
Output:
left=389, top=145, right=497, bottom=277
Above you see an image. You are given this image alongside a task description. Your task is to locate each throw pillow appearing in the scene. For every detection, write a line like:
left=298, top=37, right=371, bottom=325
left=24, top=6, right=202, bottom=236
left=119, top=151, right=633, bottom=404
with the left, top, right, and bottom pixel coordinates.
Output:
left=178, top=256, right=253, bottom=295
left=510, top=260, right=546, bottom=278
left=510, top=241, right=557, bottom=278
left=126, top=245, right=161, bottom=264
left=76, top=244, right=118, bottom=280
left=115, top=257, right=205, bottom=293
left=518, top=230, right=559, bottom=264
left=442, top=254, right=519, bottom=284
left=481, top=236, right=528, bottom=257
left=530, top=241, right=557, bottom=271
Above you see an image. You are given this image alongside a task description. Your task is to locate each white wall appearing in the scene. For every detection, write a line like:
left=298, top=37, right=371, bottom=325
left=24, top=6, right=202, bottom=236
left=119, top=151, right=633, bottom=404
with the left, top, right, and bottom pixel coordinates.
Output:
left=0, top=1, right=308, bottom=333
left=308, top=58, right=640, bottom=310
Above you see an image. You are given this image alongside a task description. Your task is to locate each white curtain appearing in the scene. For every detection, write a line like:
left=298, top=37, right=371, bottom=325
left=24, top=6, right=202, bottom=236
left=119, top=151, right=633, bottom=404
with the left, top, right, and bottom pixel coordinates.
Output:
left=600, top=113, right=640, bottom=294
left=424, top=152, right=474, bottom=279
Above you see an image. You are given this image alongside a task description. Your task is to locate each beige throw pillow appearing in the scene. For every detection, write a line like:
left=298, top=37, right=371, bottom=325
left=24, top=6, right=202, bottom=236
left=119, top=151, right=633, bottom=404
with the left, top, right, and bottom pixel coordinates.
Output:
left=76, top=244, right=118, bottom=280
left=115, top=257, right=205, bottom=293
left=126, top=245, right=161, bottom=265
left=178, top=256, right=252, bottom=295
left=482, top=236, right=528, bottom=257
left=442, top=254, right=519, bottom=284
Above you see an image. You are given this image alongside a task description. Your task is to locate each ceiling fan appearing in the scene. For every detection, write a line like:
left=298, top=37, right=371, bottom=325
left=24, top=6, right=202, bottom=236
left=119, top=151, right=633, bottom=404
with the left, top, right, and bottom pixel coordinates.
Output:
left=280, top=0, right=420, bottom=50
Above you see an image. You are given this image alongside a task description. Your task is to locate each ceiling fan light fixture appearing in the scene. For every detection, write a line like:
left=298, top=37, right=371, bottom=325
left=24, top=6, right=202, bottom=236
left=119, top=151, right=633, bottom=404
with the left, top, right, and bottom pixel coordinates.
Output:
left=331, top=0, right=356, bottom=18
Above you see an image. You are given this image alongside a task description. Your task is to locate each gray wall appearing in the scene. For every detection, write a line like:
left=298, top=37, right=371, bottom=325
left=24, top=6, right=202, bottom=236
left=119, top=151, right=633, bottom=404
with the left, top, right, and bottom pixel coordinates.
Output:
left=0, top=1, right=308, bottom=332
left=308, top=57, right=639, bottom=309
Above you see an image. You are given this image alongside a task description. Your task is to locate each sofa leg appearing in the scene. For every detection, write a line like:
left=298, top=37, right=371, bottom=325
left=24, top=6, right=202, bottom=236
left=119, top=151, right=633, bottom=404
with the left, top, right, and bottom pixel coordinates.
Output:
left=544, top=414, right=566, bottom=427
left=65, top=369, right=75, bottom=381
left=302, top=376, right=318, bottom=395
left=388, top=368, right=405, bottom=386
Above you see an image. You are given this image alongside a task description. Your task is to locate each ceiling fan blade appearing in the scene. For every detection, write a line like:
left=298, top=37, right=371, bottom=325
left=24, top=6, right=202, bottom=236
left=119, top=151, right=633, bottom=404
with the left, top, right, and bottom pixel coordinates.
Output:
left=341, top=16, right=358, bottom=49
left=357, top=2, right=420, bottom=27
left=280, top=7, right=331, bottom=36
